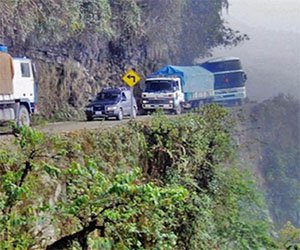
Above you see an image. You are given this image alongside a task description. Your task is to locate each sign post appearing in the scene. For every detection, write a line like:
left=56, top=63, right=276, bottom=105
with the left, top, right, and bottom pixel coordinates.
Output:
left=122, top=69, right=141, bottom=119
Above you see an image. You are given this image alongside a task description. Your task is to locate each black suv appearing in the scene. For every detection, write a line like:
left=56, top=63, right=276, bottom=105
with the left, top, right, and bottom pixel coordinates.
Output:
left=85, top=87, right=138, bottom=121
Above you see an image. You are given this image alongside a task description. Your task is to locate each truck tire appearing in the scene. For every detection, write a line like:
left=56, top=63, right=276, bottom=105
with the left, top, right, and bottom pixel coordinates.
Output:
left=17, top=105, right=30, bottom=127
left=139, top=109, right=147, bottom=116
left=86, top=115, right=93, bottom=121
left=117, top=109, right=123, bottom=120
left=174, top=105, right=182, bottom=115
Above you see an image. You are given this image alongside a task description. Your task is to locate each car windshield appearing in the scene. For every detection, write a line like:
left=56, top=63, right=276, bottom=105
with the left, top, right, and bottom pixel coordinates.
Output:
left=144, top=80, right=177, bottom=92
left=95, top=91, right=120, bottom=101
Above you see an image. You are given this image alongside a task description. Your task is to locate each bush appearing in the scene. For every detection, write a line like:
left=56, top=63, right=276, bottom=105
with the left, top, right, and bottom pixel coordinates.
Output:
left=0, top=106, right=275, bottom=249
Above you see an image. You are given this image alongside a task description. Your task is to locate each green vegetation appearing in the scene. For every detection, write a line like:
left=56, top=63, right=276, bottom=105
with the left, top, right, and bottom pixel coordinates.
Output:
left=0, top=106, right=277, bottom=249
left=251, top=95, right=300, bottom=229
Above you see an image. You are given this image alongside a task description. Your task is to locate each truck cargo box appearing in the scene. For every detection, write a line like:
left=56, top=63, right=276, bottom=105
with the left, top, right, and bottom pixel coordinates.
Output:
left=150, top=65, right=214, bottom=101
left=0, top=52, right=14, bottom=95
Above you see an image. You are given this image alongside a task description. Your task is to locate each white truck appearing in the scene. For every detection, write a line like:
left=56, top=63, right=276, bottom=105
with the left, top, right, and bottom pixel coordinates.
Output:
left=0, top=45, right=37, bottom=126
left=141, top=65, right=214, bottom=114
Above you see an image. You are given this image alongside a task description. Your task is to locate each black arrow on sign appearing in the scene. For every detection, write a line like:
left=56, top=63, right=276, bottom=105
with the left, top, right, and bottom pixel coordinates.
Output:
left=127, top=75, right=136, bottom=83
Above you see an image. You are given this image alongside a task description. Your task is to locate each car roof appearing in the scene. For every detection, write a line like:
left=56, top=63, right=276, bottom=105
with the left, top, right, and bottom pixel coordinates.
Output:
left=101, top=87, right=131, bottom=93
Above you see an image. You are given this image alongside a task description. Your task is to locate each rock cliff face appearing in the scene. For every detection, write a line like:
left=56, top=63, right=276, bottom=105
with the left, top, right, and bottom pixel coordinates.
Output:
left=0, top=1, right=247, bottom=118
left=1, top=2, right=148, bottom=118
left=6, top=35, right=148, bottom=118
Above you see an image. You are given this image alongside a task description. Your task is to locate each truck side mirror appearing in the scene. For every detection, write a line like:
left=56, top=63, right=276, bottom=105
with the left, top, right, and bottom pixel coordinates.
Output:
left=243, top=73, right=247, bottom=83
left=139, top=82, right=145, bottom=91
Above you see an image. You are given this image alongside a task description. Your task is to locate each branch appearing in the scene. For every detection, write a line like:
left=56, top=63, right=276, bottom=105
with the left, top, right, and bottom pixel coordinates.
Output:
left=46, top=218, right=104, bottom=250
left=46, top=202, right=126, bottom=250
left=98, top=202, right=125, bottom=215
left=18, top=160, right=32, bottom=187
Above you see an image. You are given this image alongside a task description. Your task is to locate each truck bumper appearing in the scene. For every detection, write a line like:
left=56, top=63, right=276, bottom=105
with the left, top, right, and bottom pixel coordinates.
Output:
left=142, top=103, right=174, bottom=110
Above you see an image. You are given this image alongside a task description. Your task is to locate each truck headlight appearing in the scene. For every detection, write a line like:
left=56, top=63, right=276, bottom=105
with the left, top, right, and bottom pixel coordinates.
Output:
left=106, top=106, right=117, bottom=111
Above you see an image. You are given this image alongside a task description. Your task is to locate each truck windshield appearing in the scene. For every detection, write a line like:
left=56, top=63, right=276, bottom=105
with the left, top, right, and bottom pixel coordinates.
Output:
left=214, top=72, right=246, bottom=90
left=95, top=91, right=120, bottom=101
left=144, top=80, right=177, bottom=92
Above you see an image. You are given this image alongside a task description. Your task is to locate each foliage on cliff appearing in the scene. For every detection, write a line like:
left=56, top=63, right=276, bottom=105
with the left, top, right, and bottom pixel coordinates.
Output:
left=0, top=0, right=247, bottom=118
left=250, top=95, right=300, bottom=228
left=0, top=105, right=275, bottom=249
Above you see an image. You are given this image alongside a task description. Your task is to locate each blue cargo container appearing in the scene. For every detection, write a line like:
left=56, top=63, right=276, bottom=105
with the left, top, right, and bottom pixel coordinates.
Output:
left=149, top=65, right=214, bottom=101
left=0, top=45, right=8, bottom=53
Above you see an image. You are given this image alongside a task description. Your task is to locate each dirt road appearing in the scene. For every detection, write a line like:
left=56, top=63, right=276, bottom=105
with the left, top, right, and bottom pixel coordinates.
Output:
left=0, top=104, right=252, bottom=144
left=36, top=116, right=152, bottom=134
left=0, top=116, right=151, bottom=144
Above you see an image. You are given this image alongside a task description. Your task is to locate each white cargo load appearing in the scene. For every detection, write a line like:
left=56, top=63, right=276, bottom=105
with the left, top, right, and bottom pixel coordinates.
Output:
left=0, top=55, right=37, bottom=126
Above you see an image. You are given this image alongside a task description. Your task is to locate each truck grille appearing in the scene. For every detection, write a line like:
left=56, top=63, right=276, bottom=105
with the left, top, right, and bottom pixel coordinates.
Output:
left=148, top=99, right=171, bottom=104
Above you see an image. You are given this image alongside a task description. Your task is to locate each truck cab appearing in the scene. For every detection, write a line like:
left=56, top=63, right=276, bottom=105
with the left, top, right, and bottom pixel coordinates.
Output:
left=200, top=57, right=247, bottom=105
left=13, top=57, right=36, bottom=114
left=141, top=76, right=184, bottom=114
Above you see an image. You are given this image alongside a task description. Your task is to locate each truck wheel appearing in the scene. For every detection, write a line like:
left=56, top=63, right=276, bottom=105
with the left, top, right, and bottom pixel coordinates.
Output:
left=17, top=105, right=30, bottom=127
left=139, top=109, right=147, bottom=116
left=86, top=115, right=93, bottom=121
left=174, top=105, right=182, bottom=115
left=117, top=109, right=123, bottom=120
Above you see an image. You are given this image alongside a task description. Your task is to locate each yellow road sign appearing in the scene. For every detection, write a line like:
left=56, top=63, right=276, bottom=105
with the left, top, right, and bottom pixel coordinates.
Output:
left=122, top=69, right=141, bottom=87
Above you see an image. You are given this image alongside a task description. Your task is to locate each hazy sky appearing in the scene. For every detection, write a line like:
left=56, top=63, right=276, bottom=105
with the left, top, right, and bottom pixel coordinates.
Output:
left=226, top=0, right=300, bottom=33
left=212, top=0, right=300, bottom=101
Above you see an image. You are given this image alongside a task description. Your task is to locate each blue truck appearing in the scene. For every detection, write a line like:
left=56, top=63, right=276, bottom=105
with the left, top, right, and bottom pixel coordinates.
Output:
left=200, top=57, right=247, bottom=105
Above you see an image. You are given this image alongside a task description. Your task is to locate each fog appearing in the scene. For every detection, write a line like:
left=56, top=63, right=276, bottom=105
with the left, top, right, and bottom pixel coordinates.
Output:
left=227, top=0, right=300, bottom=33
left=211, top=0, right=300, bottom=101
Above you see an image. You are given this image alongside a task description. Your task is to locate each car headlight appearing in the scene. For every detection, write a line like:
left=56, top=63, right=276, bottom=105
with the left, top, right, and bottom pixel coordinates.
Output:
left=85, top=106, right=93, bottom=112
left=142, top=100, right=149, bottom=104
left=106, top=106, right=117, bottom=111
left=169, top=100, right=174, bottom=104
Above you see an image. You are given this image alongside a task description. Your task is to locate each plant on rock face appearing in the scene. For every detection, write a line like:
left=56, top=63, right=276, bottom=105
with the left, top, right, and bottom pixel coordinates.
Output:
left=0, top=107, right=277, bottom=249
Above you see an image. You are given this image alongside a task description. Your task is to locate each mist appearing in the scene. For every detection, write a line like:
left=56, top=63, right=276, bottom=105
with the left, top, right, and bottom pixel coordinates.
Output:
left=211, top=0, right=300, bottom=101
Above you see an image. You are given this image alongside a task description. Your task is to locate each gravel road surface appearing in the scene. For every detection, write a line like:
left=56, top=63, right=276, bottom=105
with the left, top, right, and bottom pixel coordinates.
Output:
left=0, top=116, right=151, bottom=144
